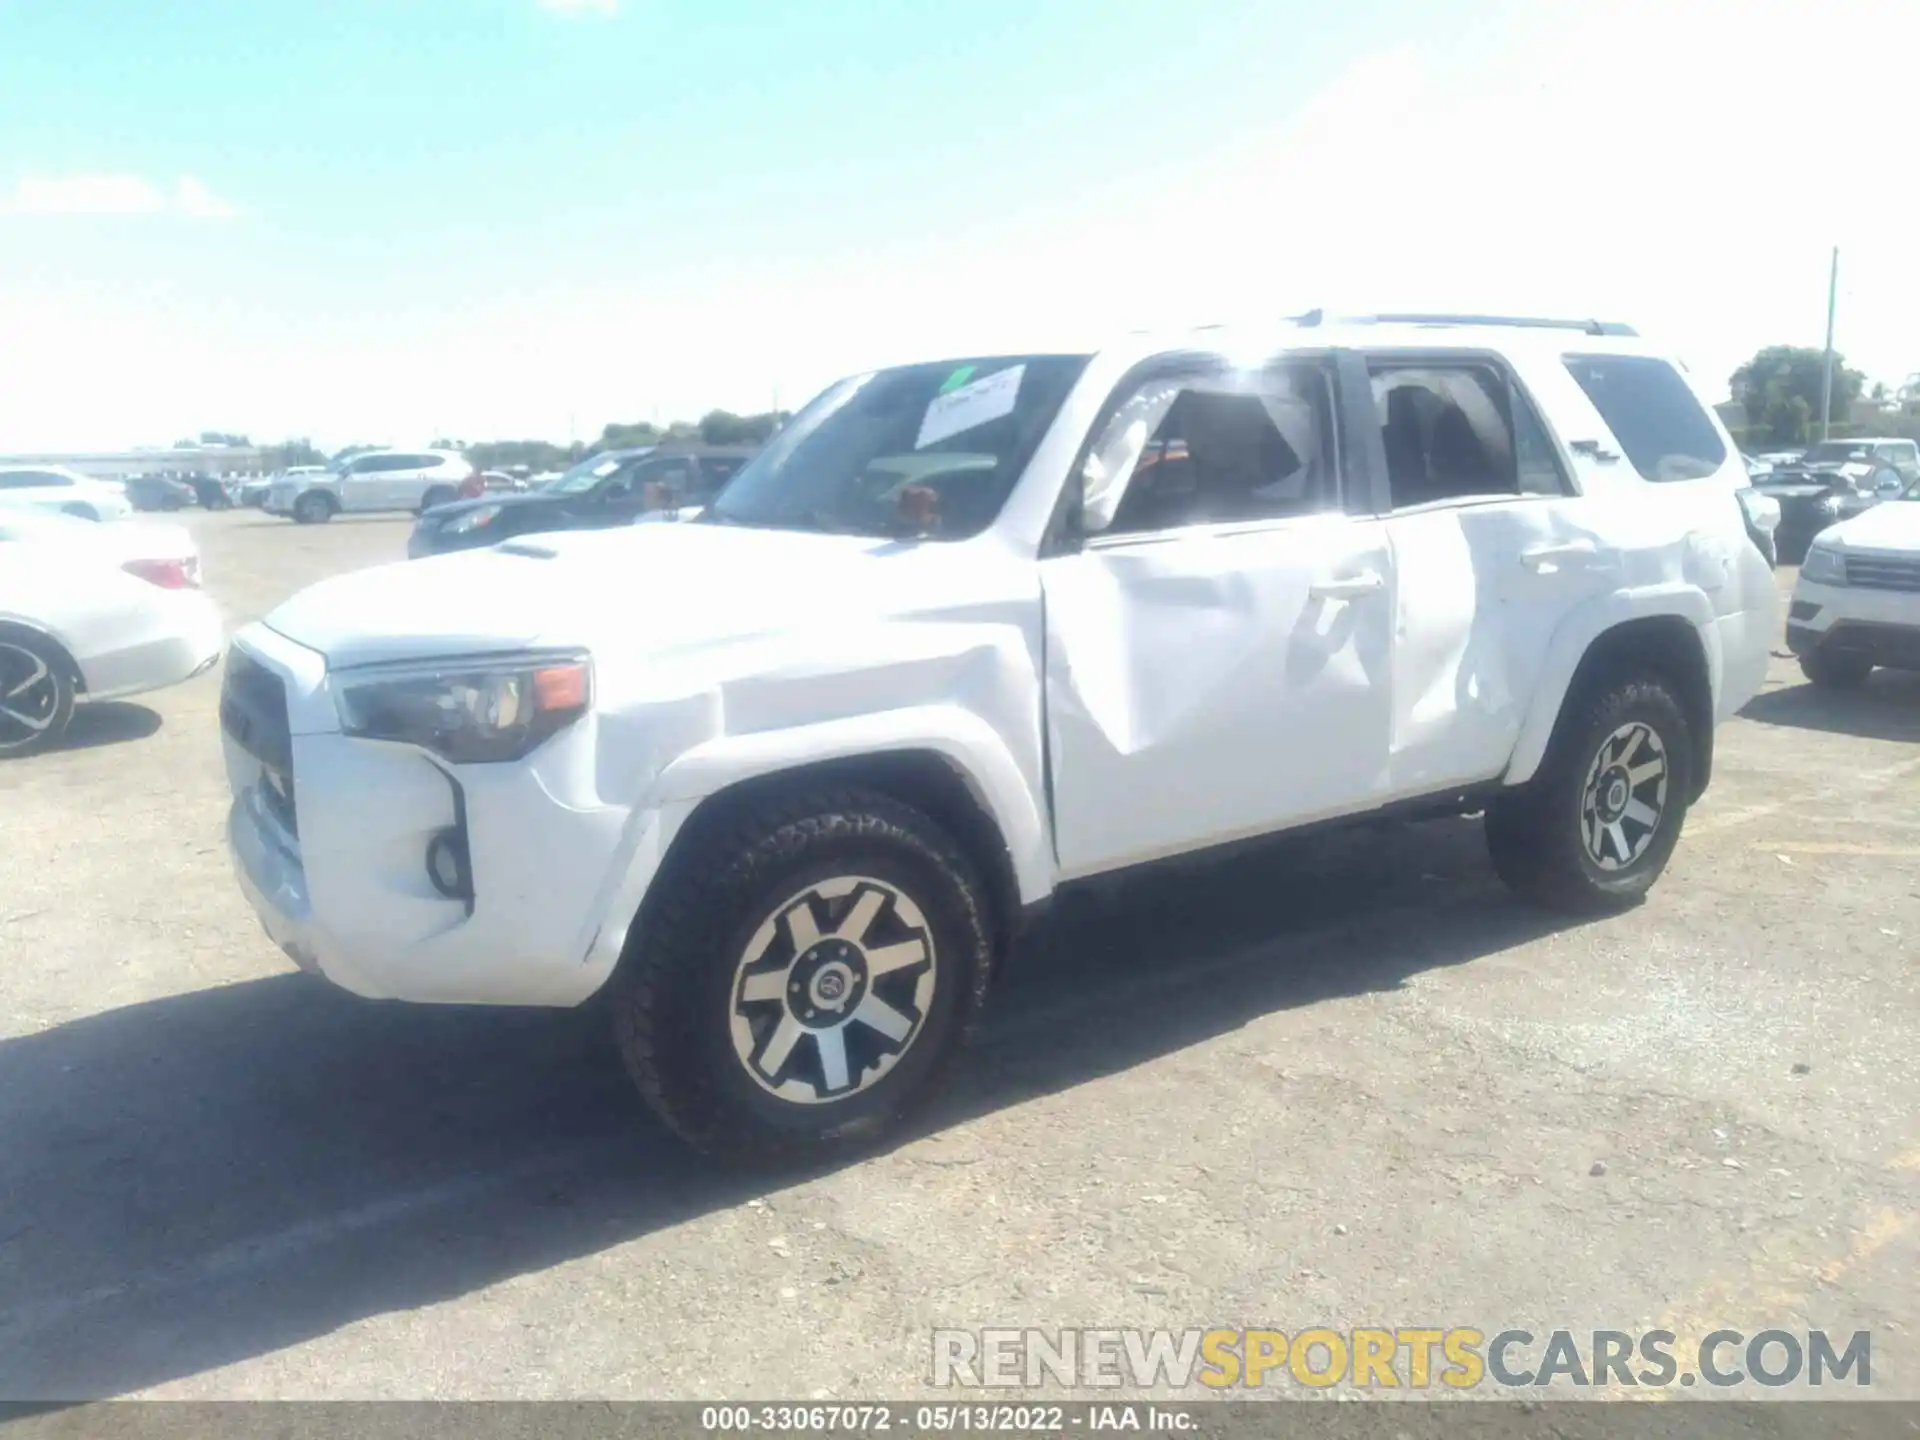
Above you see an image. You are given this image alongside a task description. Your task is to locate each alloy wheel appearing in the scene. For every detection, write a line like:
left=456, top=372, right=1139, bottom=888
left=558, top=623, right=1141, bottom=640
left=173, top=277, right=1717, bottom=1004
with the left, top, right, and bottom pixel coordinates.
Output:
left=1579, top=721, right=1669, bottom=871
left=729, top=875, right=937, bottom=1105
left=0, top=643, right=61, bottom=751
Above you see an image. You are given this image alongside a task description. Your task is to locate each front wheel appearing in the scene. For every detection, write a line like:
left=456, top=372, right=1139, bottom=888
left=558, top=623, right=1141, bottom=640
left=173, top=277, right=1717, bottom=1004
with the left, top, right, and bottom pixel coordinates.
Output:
left=0, top=633, right=77, bottom=758
left=1800, top=647, right=1873, bottom=690
left=608, top=788, right=994, bottom=1164
left=1486, top=675, right=1693, bottom=914
left=292, top=492, right=336, bottom=524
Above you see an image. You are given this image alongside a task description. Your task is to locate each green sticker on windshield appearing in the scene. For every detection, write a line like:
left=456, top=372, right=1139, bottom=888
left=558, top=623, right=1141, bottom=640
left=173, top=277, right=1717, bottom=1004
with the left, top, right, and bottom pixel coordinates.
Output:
left=937, top=365, right=977, bottom=395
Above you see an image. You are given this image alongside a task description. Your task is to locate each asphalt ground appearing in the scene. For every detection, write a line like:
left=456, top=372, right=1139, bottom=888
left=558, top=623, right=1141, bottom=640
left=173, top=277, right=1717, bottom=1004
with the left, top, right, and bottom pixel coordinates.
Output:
left=2, top=508, right=1915, bottom=1403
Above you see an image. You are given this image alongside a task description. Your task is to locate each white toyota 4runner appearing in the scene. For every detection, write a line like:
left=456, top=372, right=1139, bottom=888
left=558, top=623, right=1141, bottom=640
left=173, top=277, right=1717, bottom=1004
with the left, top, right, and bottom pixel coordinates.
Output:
left=220, top=315, right=1777, bottom=1161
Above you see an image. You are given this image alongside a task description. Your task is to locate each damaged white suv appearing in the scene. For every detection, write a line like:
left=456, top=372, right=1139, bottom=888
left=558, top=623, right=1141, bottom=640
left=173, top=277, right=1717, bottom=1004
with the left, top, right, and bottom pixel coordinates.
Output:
left=221, top=315, right=1777, bottom=1161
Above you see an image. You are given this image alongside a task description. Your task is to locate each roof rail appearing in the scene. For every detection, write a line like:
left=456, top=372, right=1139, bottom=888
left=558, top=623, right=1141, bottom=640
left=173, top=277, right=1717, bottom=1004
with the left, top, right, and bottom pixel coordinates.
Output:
left=1290, top=310, right=1636, bottom=337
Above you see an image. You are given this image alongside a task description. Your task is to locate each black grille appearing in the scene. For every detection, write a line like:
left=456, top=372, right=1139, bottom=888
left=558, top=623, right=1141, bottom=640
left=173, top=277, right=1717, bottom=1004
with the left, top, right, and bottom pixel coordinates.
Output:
left=1844, top=554, right=1920, bottom=593
left=221, top=651, right=297, bottom=834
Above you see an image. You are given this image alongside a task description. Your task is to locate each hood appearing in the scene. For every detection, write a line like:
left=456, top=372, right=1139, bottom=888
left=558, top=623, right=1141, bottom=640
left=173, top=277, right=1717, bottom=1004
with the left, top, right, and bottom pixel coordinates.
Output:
left=1823, top=500, right=1920, bottom=552
left=418, top=490, right=559, bottom=524
left=264, top=521, right=979, bottom=670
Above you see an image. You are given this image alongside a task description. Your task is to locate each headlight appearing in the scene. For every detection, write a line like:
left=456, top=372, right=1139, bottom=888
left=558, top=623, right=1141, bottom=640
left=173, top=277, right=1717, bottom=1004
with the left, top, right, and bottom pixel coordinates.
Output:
left=1736, top=488, right=1780, bottom=532
left=443, top=505, right=502, bottom=535
left=333, top=652, right=591, bottom=762
left=1800, top=544, right=1846, bottom=585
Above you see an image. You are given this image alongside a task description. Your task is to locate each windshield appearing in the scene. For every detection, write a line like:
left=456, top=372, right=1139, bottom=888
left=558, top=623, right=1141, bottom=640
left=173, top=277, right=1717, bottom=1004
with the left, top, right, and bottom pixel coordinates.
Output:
left=544, top=453, right=633, bottom=495
left=704, top=355, right=1088, bottom=539
left=1801, top=443, right=1871, bottom=464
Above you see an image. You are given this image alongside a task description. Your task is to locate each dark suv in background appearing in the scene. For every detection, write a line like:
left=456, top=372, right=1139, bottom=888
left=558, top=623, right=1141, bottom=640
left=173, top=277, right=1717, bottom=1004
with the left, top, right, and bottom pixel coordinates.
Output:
left=406, top=444, right=756, bottom=557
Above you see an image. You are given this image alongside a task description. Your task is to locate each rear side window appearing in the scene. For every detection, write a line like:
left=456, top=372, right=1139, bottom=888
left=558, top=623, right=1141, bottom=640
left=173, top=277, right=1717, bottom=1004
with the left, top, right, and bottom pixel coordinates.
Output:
left=1564, top=355, right=1726, bottom=482
left=1369, top=360, right=1571, bottom=508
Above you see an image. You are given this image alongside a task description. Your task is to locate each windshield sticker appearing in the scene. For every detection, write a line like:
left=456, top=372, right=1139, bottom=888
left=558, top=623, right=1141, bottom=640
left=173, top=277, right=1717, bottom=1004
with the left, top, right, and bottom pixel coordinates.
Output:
left=916, top=364, right=1024, bottom=450
left=937, top=364, right=978, bottom=395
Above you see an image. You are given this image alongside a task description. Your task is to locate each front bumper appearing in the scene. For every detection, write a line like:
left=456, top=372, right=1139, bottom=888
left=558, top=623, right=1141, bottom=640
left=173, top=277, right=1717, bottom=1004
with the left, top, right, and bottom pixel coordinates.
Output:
left=221, top=631, right=644, bottom=1007
left=1785, top=576, right=1920, bottom=669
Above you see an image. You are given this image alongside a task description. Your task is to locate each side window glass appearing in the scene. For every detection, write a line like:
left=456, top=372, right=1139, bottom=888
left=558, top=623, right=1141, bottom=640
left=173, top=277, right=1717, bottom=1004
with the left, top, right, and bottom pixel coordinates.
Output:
left=1511, top=384, right=1573, bottom=496
left=699, top=457, right=745, bottom=495
left=1563, top=354, right=1726, bottom=482
left=1370, top=363, right=1519, bottom=508
left=636, top=461, right=695, bottom=506
left=1101, top=363, right=1339, bottom=537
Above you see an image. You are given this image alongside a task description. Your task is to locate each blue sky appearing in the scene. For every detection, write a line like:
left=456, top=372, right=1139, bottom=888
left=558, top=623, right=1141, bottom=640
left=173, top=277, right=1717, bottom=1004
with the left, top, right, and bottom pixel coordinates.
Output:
left=1, top=0, right=1915, bottom=450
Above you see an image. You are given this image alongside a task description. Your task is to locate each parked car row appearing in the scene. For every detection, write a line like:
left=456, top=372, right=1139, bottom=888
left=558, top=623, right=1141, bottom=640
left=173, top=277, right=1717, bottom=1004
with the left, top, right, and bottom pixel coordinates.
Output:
left=1745, top=437, right=1918, bottom=563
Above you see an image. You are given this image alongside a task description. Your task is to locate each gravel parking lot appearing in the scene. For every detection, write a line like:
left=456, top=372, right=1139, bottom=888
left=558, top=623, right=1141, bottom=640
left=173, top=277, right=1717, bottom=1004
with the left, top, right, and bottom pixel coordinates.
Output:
left=3, top=509, right=1917, bottom=1402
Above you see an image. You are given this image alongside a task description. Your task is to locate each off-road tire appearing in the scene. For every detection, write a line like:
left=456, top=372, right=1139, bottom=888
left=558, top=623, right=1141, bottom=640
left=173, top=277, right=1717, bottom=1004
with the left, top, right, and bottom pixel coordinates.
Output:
left=607, top=787, right=994, bottom=1165
left=0, top=630, right=78, bottom=758
left=1799, top=647, right=1873, bottom=691
left=293, top=492, right=337, bottom=524
left=1486, top=675, right=1694, bottom=914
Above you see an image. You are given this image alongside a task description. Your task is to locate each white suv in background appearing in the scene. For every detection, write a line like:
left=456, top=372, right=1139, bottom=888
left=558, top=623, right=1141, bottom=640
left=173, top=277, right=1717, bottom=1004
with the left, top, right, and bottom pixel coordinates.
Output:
left=221, top=314, right=1776, bottom=1162
left=1787, top=476, right=1920, bottom=687
left=265, top=450, right=475, bottom=523
left=0, top=466, right=134, bottom=522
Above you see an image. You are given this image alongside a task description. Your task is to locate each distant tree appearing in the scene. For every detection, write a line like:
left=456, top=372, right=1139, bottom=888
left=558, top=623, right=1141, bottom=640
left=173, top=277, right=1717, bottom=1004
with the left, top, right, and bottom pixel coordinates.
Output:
left=698, top=409, right=790, bottom=445
left=593, top=421, right=662, bottom=453
left=1870, top=381, right=1889, bottom=402
left=260, top=438, right=326, bottom=470
left=1730, top=345, right=1866, bottom=444
left=197, top=430, right=251, bottom=447
left=466, top=439, right=577, bottom=474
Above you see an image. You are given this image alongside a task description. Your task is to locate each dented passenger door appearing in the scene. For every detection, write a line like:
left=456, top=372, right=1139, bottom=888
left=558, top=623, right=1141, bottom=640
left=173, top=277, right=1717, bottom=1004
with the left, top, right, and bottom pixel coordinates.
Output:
left=1039, top=357, right=1395, bottom=880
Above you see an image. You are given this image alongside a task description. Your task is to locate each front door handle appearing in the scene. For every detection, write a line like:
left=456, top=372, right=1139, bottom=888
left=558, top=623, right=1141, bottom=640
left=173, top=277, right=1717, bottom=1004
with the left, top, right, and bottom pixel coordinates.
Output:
left=1521, top=541, right=1599, bottom=571
left=1308, top=571, right=1385, bottom=600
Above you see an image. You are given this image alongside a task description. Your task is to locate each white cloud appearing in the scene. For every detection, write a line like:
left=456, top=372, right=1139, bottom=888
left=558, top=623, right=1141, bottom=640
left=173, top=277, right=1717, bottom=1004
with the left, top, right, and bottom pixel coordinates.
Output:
left=537, top=0, right=617, bottom=15
left=2, top=174, right=242, bottom=219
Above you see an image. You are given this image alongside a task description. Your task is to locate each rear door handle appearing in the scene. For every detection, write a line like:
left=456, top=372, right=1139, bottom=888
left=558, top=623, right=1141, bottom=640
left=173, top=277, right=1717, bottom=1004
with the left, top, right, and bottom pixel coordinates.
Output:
left=1521, top=542, right=1599, bottom=571
left=1308, top=571, right=1385, bottom=600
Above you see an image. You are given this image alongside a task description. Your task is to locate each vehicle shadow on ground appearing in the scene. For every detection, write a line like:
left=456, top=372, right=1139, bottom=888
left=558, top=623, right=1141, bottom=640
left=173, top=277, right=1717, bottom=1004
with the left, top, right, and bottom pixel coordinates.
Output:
left=0, top=817, right=1578, bottom=1400
left=1741, top=673, right=1920, bottom=743
left=55, top=702, right=163, bottom=753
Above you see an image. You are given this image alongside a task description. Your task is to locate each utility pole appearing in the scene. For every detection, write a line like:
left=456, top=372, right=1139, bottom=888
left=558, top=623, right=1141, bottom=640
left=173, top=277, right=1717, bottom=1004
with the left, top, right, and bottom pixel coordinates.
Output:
left=1818, top=246, right=1839, bottom=442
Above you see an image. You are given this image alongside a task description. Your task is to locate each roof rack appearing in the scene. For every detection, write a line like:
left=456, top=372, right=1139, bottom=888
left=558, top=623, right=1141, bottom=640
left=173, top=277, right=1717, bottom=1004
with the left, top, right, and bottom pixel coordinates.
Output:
left=1290, top=310, right=1637, bottom=337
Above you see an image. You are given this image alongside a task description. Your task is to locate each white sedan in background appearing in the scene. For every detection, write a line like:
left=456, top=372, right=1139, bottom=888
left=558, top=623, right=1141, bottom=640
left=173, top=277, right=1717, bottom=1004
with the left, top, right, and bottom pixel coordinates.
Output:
left=0, top=509, right=224, bottom=756
left=0, top=465, right=135, bottom=521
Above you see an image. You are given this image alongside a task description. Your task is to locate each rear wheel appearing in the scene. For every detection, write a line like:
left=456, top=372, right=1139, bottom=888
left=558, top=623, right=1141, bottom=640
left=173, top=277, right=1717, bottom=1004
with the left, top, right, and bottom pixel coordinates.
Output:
left=1487, top=675, right=1693, bottom=914
left=0, top=633, right=77, bottom=759
left=58, top=503, right=98, bottom=522
left=419, top=486, right=455, bottom=514
left=292, top=491, right=337, bottom=524
left=608, top=788, right=994, bottom=1164
left=1800, top=647, right=1873, bottom=690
